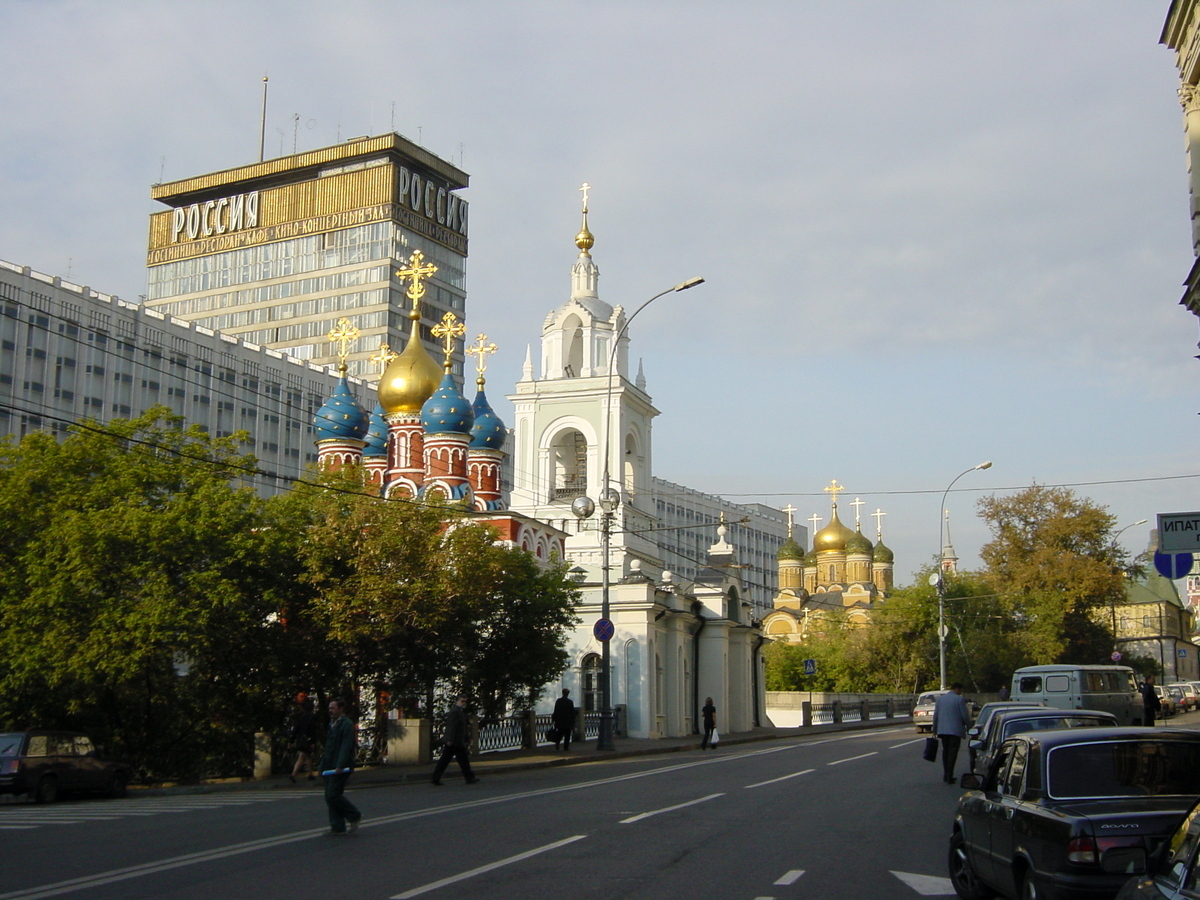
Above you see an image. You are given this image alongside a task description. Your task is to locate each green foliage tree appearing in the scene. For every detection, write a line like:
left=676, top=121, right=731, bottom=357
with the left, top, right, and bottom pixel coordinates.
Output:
left=0, top=409, right=293, bottom=781
left=977, top=484, right=1126, bottom=665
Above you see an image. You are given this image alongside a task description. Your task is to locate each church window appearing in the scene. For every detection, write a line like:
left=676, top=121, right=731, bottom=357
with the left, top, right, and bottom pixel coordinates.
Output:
left=550, top=428, right=588, bottom=501
left=829, top=565, right=836, bottom=581
left=563, top=314, right=584, bottom=378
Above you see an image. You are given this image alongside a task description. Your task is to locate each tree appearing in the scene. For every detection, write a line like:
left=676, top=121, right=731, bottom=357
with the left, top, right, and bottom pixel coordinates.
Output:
left=0, top=409, right=294, bottom=781
left=977, top=484, right=1127, bottom=665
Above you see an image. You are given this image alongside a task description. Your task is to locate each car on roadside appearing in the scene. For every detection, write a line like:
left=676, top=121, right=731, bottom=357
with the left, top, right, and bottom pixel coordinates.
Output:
left=1154, top=685, right=1177, bottom=718
left=967, top=707, right=1118, bottom=778
left=1167, top=683, right=1198, bottom=712
left=914, top=690, right=979, bottom=734
left=967, top=702, right=1044, bottom=769
left=1116, top=796, right=1200, bottom=898
left=949, top=727, right=1200, bottom=900
left=0, top=730, right=133, bottom=803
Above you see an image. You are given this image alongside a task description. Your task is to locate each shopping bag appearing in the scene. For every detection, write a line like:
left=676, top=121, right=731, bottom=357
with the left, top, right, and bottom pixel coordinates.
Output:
left=923, top=736, right=938, bottom=762
left=546, top=728, right=561, bottom=744
left=711, top=728, right=719, bottom=746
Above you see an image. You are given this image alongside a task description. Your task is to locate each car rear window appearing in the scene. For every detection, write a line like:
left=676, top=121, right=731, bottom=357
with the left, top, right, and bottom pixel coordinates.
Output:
left=0, top=734, right=23, bottom=757
left=1049, top=741, right=1200, bottom=798
left=1002, top=716, right=1112, bottom=740
left=917, top=693, right=940, bottom=705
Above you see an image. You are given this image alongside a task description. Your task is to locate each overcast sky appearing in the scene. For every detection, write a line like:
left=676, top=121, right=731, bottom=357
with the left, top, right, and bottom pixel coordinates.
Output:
left=1, top=1, right=1195, bottom=587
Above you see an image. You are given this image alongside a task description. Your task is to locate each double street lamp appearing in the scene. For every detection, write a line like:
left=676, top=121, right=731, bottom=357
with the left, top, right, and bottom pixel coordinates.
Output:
left=931, top=461, right=992, bottom=690
left=573, top=275, right=705, bottom=751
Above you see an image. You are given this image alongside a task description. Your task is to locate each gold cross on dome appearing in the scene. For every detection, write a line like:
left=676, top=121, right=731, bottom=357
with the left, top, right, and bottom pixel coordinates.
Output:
left=823, top=479, right=845, bottom=506
left=396, top=249, right=438, bottom=312
left=465, top=333, right=498, bottom=381
left=431, top=311, right=466, bottom=368
left=579, top=182, right=591, bottom=213
left=369, top=341, right=398, bottom=376
left=326, top=317, right=359, bottom=371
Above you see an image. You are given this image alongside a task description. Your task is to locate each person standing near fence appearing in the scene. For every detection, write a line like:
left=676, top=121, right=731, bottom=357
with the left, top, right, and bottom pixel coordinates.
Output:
left=319, top=698, right=362, bottom=835
left=932, top=683, right=971, bottom=784
left=431, top=694, right=479, bottom=786
left=552, top=689, right=576, bottom=751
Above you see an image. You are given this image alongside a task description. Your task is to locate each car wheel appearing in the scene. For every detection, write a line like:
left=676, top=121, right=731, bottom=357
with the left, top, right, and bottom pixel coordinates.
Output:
left=107, top=772, right=128, bottom=799
left=34, top=776, right=58, bottom=804
left=948, top=830, right=994, bottom=900
left=1020, top=872, right=1041, bottom=900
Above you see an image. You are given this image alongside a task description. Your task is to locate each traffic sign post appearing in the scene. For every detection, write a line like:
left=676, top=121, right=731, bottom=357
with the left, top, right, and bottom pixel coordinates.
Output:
left=593, top=618, right=615, bottom=643
left=1155, top=551, right=1195, bottom=580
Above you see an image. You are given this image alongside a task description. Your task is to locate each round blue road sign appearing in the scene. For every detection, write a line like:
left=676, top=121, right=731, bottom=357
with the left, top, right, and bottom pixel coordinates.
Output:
left=593, top=618, right=615, bottom=642
left=1154, top=551, right=1195, bottom=580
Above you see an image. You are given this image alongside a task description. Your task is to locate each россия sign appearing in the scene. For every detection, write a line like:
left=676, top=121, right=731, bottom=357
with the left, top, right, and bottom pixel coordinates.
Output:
left=1158, top=512, right=1200, bottom=553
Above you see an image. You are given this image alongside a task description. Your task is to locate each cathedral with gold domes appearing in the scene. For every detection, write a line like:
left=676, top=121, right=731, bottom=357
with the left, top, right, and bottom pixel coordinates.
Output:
left=762, top=480, right=894, bottom=643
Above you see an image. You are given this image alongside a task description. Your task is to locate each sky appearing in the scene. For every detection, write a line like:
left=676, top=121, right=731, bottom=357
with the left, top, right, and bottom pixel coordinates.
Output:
left=0, top=1, right=1196, bottom=586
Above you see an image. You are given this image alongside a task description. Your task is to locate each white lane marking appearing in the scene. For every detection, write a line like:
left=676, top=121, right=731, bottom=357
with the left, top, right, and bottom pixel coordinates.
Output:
left=0, top=730, right=900, bottom=896
left=620, top=793, right=724, bottom=824
left=745, top=769, right=815, bottom=789
left=827, top=752, right=878, bottom=766
left=0, top=825, right=37, bottom=830
left=890, top=738, right=925, bottom=749
left=390, top=835, right=587, bottom=899
left=774, top=869, right=805, bottom=885
left=890, top=871, right=956, bottom=895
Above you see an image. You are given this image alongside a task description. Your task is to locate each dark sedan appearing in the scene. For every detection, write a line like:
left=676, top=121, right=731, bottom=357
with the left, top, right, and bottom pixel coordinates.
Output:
left=968, top=708, right=1118, bottom=776
left=0, top=730, right=133, bottom=802
left=949, top=727, right=1200, bottom=900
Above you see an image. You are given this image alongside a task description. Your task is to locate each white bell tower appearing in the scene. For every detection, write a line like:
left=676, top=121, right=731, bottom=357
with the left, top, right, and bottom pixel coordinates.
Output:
left=507, top=185, right=660, bottom=576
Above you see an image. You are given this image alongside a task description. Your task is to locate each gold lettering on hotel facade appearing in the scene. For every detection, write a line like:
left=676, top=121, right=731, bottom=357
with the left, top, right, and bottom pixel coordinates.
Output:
left=148, top=161, right=468, bottom=265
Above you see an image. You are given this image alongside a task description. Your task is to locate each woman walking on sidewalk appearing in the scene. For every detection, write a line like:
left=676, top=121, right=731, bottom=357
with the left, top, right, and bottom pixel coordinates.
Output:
left=700, top=697, right=717, bottom=750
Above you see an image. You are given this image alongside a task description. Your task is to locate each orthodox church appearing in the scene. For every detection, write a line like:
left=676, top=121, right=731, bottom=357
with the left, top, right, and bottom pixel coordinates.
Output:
left=762, top=482, right=894, bottom=643
left=309, top=196, right=767, bottom=741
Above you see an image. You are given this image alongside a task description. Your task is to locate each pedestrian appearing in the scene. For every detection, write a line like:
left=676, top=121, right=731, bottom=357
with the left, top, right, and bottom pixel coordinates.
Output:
left=1141, top=674, right=1162, bottom=727
left=998, top=683, right=1010, bottom=702
left=552, top=688, right=576, bottom=751
left=932, top=683, right=972, bottom=784
left=319, top=698, right=361, bottom=835
left=700, top=697, right=717, bottom=750
left=431, top=694, right=479, bottom=786
left=289, top=697, right=317, bottom=783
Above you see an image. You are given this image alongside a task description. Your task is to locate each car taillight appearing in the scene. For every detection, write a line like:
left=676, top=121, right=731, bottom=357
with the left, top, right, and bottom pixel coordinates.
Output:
left=1067, top=837, right=1098, bottom=864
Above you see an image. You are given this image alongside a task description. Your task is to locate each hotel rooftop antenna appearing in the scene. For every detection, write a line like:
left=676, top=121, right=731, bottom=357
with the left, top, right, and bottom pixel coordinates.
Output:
left=258, top=75, right=269, bottom=162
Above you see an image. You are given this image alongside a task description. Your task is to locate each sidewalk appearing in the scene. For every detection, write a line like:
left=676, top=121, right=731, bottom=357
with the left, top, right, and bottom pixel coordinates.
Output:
left=129, top=717, right=911, bottom=798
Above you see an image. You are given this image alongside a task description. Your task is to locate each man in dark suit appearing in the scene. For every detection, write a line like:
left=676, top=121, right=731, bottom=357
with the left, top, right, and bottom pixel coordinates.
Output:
left=552, top=689, right=576, bottom=751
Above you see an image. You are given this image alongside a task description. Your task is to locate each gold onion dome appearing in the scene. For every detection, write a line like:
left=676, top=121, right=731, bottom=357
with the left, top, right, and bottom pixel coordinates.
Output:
left=377, top=313, right=441, bottom=414
left=814, top=506, right=856, bottom=553
left=575, top=211, right=594, bottom=254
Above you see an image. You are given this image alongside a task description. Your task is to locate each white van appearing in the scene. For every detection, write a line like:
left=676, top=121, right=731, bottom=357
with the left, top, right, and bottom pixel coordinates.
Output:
left=1009, top=665, right=1143, bottom=725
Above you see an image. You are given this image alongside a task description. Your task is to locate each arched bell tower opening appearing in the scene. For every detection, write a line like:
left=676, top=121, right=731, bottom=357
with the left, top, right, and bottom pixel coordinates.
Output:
left=563, top=314, right=584, bottom=378
left=550, top=427, right=588, bottom=502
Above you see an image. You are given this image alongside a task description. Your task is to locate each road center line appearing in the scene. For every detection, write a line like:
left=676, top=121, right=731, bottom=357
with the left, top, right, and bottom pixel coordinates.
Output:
left=745, top=769, right=815, bottom=789
left=390, top=835, right=587, bottom=899
left=827, top=751, right=878, bottom=766
left=889, top=738, right=925, bottom=749
left=620, top=793, right=724, bottom=824
left=774, top=869, right=806, bottom=885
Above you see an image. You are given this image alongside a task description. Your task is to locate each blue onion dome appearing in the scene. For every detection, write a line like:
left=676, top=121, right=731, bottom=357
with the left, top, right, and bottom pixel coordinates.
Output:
left=778, top=537, right=804, bottom=561
left=469, top=385, right=506, bottom=450
left=362, top=403, right=388, bottom=457
left=421, top=371, right=475, bottom=435
left=314, top=376, right=369, bottom=442
left=873, top=539, right=895, bottom=564
left=846, top=529, right=873, bottom=554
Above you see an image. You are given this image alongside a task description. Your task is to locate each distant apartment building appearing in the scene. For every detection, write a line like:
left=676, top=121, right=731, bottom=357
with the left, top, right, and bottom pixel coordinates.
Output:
left=650, top=477, right=792, bottom=620
left=0, top=258, right=355, bottom=489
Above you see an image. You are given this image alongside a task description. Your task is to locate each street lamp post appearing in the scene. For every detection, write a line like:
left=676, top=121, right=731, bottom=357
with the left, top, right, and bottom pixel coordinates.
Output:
left=933, top=461, right=992, bottom=690
left=591, top=276, right=704, bottom=751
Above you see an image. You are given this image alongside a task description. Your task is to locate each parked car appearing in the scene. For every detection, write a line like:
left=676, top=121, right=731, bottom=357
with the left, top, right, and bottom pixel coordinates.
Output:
left=967, top=707, right=1118, bottom=777
left=1167, top=683, right=1198, bottom=712
left=949, top=727, right=1200, bottom=900
left=0, top=730, right=132, bottom=803
left=1011, top=664, right=1143, bottom=725
left=1166, top=685, right=1186, bottom=714
left=1116, top=796, right=1200, bottom=898
left=1154, top=685, right=1177, bottom=718
left=914, top=690, right=979, bottom=733
left=966, top=702, right=1044, bottom=769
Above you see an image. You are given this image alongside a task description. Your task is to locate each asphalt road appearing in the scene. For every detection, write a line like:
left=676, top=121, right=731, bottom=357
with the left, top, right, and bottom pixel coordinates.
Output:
left=0, top=724, right=1028, bottom=899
